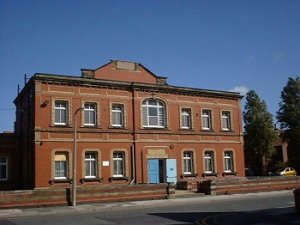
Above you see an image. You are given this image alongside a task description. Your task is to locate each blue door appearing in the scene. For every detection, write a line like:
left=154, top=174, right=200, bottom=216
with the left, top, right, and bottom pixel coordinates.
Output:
left=148, top=159, right=159, bottom=184
left=166, top=159, right=177, bottom=184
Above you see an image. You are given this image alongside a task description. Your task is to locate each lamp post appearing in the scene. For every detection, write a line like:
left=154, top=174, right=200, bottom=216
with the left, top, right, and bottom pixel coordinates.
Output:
left=72, top=107, right=84, bottom=207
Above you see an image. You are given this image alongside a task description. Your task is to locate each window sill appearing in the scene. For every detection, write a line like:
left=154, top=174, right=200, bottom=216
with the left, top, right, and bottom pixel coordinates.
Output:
left=108, top=176, right=129, bottom=182
left=222, top=172, right=237, bottom=176
left=202, top=173, right=218, bottom=177
left=80, top=178, right=103, bottom=184
left=178, top=128, right=195, bottom=132
left=49, top=179, right=72, bottom=185
left=81, top=125, right=101, bottom=129
left=141, top=127, right=170, bottom=131
left=181, top=173, right=198, bottom=178
left=220, top=130, right=234, bottom=133
left=109, top=126, right=127, bottom=129
left=201, top=129, right=215, bottom=132
left=50, top=125, right=72, bottom=128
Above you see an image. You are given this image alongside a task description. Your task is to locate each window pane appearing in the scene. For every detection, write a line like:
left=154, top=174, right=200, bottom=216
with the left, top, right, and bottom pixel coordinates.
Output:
left=112, top=104, right=123, bottom=127
left=0, top=165, right=7, bottom=179
left=55, top=161, right=67, bottom=178
left=224, top=151, right=233, bottom=172
left=148, top=107, right=157, bottom=116
left=183, top=152, right=193, bottom=174
left=205, top=152, right=214, bottom=173
left=85, top=161, right=91, bottom=176
left=61, top=110, right=66, bottom=123
left=85, top=152, right=97, bottom=177
left=158, top=108, right=165, bottom=126
left=148, top=100, right=157, bottom=105
left=113, top=152, right=124, bottom=176
left=84, top=103, right=96, bottom=126
left=181, top=109, right=191, bottom=128
left=222, top=112, right=231, bottom=130
left=0, top=157, right=8, bottom=180
left=55, top=101, right=67, bottom=125
left=142, top=107, right=148, bottom=126
left=0, top=156, right=6, bottom=163
left=202, top=110, right=211, bottom=130
left=149, top=116, right=158, bottom=126
left=55, top=109, right=61, bottom=123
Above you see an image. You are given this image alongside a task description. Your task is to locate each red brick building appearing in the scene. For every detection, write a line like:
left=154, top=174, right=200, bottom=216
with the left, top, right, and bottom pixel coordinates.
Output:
left=3, top=60, right=245, bottom=190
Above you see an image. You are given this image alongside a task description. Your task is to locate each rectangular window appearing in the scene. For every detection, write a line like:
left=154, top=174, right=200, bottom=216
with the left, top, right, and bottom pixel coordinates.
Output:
left=0, top=156, right=8, bottom=181
left=85, top=152, right=97, bottom=178
left=54, top=153, right=68, bottom=179
left=222, top=111, right=231, bottom=131
left=181, top=108, right=191, bottom=129
left=183, top=151, right=193, bottom=174
left=55, top=101, right=68, bottom=125
left=84, top=103, right=96, bottom=126
left=113, top=152, right=125, bottom=177
left=112, top=104, right=124, bottom=127
left=204, top=151, right=215, bottom=173
left=224, top=151, right=234, bottom=173
left=202, top=110, right=212, bottom=130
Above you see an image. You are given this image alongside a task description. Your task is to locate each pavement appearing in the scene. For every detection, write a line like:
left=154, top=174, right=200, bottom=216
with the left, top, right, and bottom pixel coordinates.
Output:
left=0, top=190, right=299, bottom=225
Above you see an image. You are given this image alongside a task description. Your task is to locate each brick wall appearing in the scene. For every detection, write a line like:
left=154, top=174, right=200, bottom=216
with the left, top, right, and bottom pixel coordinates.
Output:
left=198, top=176, right=300, bottom=195
left=0, top=183, right=175, bottom=209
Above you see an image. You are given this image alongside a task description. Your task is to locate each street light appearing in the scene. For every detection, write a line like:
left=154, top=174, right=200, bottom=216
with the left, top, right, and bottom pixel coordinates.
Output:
left=72, top=107, right=84, bottom=207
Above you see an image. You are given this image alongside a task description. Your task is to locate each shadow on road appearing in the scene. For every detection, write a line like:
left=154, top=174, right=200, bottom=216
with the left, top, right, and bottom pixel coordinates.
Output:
left=149, top=207, right=299, bottom=225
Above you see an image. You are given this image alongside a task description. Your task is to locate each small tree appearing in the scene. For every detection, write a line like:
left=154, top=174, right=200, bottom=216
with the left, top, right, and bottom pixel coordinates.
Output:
left=243, top=90, right=277, bottom=175
left=277, top=77, right=300, bottom=170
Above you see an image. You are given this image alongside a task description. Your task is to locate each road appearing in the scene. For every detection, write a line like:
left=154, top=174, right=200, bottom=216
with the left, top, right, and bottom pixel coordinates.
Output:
left=0, top=190, right=299, bottom=225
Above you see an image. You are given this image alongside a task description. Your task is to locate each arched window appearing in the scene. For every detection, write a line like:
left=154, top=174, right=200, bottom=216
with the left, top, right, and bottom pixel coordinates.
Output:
left=142, top=99, right=166, bottom=128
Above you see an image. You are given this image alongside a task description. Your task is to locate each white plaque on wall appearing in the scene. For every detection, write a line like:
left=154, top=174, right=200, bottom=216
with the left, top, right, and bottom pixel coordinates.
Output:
left=102, top=161, right=110, bottom=166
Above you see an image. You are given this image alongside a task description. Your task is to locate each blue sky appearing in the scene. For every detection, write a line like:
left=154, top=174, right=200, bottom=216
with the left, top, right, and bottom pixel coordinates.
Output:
left=1, top=0, right=299, bottom=132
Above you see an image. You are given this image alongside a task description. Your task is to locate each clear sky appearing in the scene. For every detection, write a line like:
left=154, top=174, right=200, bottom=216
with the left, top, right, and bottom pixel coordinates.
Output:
left=1, top=0, right=299, bottom=132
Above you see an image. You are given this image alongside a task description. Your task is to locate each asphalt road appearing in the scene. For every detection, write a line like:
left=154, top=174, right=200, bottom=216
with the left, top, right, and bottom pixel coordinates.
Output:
left=0, top=190, right=299, bottom=225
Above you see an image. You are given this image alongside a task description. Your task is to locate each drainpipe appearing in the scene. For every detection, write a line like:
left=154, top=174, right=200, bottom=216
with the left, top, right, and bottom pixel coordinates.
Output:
left=130, top=144, right=136, bottom=185
left=130, top=83, right=136, bottom=185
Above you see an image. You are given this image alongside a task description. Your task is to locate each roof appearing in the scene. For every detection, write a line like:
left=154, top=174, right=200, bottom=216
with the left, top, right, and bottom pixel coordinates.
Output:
left=15, top=60, right=243, bottom=102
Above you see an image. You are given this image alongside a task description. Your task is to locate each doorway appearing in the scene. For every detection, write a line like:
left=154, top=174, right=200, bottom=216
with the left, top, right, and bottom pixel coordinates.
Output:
left=148, top=159, right=177, bottom=184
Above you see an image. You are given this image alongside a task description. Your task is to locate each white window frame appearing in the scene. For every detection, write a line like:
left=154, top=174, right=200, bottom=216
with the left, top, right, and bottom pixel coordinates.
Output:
left=204, top=151, right=215, bottom=173
left=54, top=101, right=68, bottom=125
left=0, top=156, right=8, bottom=181
left=142, top=99, right=166, bottom=128
left=181, top=108, right=191, bottom=129
left=85, top=152, right=97, bottom=178
left=113, top=152, right=125, bottom=177
left=54, top=153, right=68, bottom=179
left=183, top=151, right=193, bottom=175
left=221, top=111, right=231, bottom=131
left=202, top=109, right=212, bottom=130
left=112, top=104, right=124, bottom=127
left=224, top=151, right=234, bottom=173
left=84, top=103, right=97, bottom=126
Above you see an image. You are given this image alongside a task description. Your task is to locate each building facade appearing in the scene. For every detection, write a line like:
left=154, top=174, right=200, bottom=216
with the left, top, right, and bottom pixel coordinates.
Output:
left=7, top=60, right=244, bottom=189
